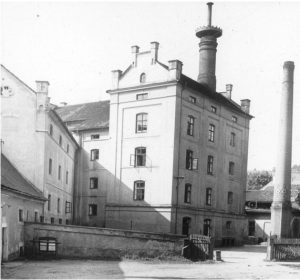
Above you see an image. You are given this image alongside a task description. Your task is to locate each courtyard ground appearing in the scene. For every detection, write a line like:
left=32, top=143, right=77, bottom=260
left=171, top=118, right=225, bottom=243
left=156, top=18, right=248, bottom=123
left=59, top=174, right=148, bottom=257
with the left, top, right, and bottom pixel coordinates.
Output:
left=1, top=245, right=300, bottom=279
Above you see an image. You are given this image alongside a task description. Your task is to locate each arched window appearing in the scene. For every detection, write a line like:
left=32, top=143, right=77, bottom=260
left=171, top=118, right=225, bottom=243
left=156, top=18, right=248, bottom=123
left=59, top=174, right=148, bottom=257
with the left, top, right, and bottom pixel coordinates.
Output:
left=136, top=113, right=148, bottom=133
left=182, top=217, right=191, bottom=236
left=133, top=180, right=145, bottom=201
left=140, top=73, right=146, bottom=83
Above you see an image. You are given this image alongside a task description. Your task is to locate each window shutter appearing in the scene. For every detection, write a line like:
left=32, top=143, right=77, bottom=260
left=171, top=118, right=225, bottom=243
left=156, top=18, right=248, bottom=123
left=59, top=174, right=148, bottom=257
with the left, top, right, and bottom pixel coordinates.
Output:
left=130, top=154, right=135, bottom=166
left=192, top=158, right=198, bottom=170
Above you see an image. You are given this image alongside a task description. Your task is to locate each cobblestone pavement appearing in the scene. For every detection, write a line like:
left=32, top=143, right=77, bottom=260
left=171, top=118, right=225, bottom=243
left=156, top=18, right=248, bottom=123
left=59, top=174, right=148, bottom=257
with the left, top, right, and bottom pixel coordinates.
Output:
left=2, top=246, right=300, bottom=279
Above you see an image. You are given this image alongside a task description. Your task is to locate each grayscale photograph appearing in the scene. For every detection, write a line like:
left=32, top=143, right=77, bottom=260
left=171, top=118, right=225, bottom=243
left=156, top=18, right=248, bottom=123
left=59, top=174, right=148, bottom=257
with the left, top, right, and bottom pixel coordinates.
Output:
left=1, top=1, right=300, bottom=279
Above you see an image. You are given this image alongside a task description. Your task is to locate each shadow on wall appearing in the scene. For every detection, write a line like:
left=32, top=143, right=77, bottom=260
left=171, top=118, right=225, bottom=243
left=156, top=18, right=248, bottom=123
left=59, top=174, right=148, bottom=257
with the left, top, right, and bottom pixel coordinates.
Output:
left=74, top=148, right=175, bottom=234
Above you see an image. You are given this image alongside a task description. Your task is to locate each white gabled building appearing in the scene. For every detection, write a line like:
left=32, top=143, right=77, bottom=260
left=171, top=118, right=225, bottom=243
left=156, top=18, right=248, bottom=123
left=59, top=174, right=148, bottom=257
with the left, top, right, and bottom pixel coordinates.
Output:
left=57, top=37, right=252, bottom=245
left=1, top=65, right=79, bottom=225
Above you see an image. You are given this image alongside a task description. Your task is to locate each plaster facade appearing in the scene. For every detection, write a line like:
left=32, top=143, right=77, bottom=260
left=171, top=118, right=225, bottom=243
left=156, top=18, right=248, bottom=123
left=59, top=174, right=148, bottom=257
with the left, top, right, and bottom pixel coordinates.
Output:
left=1, top=65, right=78, bottom=224
left=57, top=42, right=252, bottom=245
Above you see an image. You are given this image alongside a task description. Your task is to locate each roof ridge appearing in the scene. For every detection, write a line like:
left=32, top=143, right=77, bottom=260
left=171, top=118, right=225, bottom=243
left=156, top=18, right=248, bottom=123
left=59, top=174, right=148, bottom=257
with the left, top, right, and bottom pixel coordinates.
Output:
left=55, top=100, right=110, bottom=109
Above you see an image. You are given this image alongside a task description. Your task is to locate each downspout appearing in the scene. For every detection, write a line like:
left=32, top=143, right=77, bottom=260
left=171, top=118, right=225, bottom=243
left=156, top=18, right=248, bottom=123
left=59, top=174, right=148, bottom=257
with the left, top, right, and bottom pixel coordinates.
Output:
left=174, top=82, right=185, bottom=234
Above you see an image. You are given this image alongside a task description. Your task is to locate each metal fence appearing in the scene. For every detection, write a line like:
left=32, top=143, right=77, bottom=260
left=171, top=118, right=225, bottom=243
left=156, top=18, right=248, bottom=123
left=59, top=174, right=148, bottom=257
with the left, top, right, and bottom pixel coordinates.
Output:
left=267, top=237, right=300, bottom=260
left=182, top=234, right=214, bottom=261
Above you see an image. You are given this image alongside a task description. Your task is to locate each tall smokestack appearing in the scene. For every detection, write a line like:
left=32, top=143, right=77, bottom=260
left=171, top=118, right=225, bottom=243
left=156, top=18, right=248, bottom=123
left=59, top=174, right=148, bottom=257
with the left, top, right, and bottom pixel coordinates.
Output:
left=271, top=61, right=295, bottom=238
left=195, top=2, right=222, bottom=92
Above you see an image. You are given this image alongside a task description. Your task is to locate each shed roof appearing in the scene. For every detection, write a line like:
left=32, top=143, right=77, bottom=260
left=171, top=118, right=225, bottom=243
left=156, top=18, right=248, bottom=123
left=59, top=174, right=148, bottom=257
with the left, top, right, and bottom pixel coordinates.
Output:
left=1, top=154, right=46, bottom=201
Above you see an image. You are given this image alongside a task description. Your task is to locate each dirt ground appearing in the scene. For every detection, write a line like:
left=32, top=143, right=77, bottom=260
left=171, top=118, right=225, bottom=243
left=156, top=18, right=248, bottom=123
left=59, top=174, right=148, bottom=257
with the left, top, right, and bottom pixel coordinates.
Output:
left=2, top=245, right=300, bottom=279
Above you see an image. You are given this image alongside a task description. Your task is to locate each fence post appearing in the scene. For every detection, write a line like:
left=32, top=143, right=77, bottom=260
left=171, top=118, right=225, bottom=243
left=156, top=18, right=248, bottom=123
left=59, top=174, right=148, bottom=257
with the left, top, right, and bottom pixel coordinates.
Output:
left=266, top=236, right=275, bottom=261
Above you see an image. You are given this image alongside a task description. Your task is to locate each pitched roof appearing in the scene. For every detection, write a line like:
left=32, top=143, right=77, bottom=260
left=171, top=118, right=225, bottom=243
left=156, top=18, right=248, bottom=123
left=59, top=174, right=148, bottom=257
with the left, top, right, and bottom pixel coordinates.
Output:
left=55, top=100, right=110, bottom=131
left=179, top=74, right=253, bottom=119
left=246, top=172, right=300, bottom=203
left=1, top=154, right=46, bottom=201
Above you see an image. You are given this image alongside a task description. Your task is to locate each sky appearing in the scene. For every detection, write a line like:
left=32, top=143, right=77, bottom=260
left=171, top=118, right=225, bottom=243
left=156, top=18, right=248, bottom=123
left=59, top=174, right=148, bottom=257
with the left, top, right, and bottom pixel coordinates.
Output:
left=1, top=1, right=300, bottom=171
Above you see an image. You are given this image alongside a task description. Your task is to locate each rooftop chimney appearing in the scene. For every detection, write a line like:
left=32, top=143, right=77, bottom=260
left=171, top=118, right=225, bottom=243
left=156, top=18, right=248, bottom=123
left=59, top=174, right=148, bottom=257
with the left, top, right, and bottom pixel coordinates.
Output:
left=36, top=81, right=49, bottom=94
left=150, top=42, right=159, bottom=64
left=168, top=60, right=183, bottom=80
left=131, top=45, right=140, bottom=67
left=196, top=2, right=222, bottom=92
left=111, top=70, right=122, bottom=89
left=240, top=99, right=250, bottom=114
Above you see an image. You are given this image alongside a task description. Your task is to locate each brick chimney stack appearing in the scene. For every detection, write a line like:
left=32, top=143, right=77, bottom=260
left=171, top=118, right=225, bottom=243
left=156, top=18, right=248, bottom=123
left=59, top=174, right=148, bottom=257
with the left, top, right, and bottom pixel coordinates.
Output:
left=271, top=61, right=295, bottom=238
left=195, top=2, right=222, bottom=92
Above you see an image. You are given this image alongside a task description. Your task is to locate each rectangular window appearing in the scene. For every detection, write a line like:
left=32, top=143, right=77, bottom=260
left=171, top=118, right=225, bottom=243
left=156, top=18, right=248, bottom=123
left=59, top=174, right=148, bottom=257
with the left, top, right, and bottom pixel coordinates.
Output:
left=58, top=165, right=61, bottom=180
left=49, top=158, right=52, bottom=175
left=49, top=124, right=53, bottom=136
left=51, top=217, right=55, bottom=224
left=232, top=116, right=238, bottom=123
left=48, top=194, right=51, bottom=211
left=211, top=106, right=217, bottom=113
left=185, top=150, right=198, bottom=170
left=186, top=150, right=193, bottom=170
left=90, top=177, right=98, bottom=189
left=136, top=93, right=148, bottom=100
left=189, top=96, right=196, bottom=103
left=136, top=113, right=148, bottom=133
left=19, top=209, right=23, bottom=222
left=228, top=192, right=233, bottom=204
left=65, top=201, right=71, bottom=213
left=135, top=147, right=146, bottom=167
left=67, top=144, right=69, bottom=153
left=133, top=181, right=145, bottom=201
left=207, top=155, right=214, bottom=175
left=59, top=218, right=62, bottom=224
left=204, top=219, right=211, bottom=236
left=206, top=188, right=212, bottom=206
left=59, top=135, right=62, bottom=146
left=34, top=211, right=38, bottom=222
left=66, top=171, right=69, bottom=184
left=57, top=198, right=61, bottom=213
left=187, top=116, right=195, bottom=136
left=184, top=184, right=192, bottom=203
left=229, top=161, right=235, bottom=175
left=230, top=132, right=236, bottom=147
left=88, top=204, right=97, bottom=216
left=226, top=221, right=232, bottom=230
left=40, top=216, right=44, bottom=223
left=90, top=149, right=99, bottom=161
left=66, top=219, right=69, bottom=225
left=91, top=134, right=100, bottom=140
left=208, top=124, right=215, bottom=142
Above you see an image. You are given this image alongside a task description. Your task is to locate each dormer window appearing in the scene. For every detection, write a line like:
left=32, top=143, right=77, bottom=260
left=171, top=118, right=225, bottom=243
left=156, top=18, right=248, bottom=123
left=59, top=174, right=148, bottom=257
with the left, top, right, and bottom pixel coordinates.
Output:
left=140, top=73, right=146, bottom=83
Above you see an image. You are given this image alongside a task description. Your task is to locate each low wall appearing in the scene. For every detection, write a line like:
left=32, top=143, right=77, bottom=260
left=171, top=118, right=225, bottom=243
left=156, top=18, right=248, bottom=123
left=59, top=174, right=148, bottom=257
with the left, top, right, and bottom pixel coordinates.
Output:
left=267, top=237, right=300, bottom=261
left=24, top=222, right=184, bottom=259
